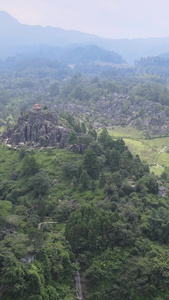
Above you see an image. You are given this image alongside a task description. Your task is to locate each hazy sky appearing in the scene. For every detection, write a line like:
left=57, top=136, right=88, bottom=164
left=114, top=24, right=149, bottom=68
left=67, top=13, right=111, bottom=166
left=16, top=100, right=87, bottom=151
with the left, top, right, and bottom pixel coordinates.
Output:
left=0, top=0, right=169, bottom=39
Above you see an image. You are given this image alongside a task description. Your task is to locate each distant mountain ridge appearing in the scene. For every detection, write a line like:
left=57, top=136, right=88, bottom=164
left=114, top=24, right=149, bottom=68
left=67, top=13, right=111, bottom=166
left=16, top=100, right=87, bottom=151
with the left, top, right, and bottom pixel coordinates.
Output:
left=1, top=11, right=169, bottom=63
left=24, top=45, right=125, bottom=64
left=0, top=44, right=125, bottom=66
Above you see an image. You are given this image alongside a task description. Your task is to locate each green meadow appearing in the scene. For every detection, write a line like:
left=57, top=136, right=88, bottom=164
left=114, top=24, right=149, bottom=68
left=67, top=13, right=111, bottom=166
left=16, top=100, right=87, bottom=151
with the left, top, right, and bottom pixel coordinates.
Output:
left=108, top=126, right=169, bottom=175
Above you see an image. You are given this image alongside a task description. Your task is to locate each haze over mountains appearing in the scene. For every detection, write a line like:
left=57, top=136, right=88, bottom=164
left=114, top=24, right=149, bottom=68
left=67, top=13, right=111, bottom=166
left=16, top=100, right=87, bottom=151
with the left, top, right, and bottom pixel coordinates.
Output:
left=1, top=11, right=169, bottom=63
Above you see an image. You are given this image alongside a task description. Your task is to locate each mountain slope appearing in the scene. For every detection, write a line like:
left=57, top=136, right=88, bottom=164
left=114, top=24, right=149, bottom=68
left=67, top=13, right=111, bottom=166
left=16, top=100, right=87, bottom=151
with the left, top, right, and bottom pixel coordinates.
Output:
left=1, top=11, right=169, bottom=63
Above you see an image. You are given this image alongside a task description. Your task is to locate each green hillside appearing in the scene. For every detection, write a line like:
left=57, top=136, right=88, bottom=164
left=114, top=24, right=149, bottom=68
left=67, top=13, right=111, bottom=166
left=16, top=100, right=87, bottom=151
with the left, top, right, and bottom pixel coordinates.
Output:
left=1, top=52, right=169, bottom=299
left=1, top=127, right=169, bottom=299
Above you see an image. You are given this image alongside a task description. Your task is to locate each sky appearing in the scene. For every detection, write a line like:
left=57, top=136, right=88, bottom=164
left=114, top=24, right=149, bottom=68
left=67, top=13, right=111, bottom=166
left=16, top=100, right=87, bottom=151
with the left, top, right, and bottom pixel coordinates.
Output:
left=0, top=0, right=169, bottom=39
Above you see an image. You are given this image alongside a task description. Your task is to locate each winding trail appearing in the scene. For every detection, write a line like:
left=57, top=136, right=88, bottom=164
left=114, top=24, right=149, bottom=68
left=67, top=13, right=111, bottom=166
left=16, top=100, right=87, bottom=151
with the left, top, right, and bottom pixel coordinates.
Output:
left=75, top=271, right=83, bottom=300
left=38, top=221, right=58, bottom=230
left=154, top=145, right=169, bottom=168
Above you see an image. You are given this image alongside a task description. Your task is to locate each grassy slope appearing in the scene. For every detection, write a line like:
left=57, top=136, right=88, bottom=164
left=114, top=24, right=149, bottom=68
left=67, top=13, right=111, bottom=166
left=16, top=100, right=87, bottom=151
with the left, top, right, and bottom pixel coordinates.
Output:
left=0, top=146, right=105, bottom=208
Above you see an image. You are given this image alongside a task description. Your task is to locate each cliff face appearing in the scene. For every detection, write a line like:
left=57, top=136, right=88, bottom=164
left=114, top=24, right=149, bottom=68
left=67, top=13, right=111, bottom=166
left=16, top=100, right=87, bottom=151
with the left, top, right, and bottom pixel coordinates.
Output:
left=3, top=109, right=71, bottom=148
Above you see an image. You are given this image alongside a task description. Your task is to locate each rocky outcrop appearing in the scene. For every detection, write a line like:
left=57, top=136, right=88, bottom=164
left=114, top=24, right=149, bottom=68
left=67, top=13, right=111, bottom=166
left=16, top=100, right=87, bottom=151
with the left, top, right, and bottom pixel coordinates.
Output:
left=2, top=108, right=71, bottom=148
left=50, top=95, right=169, bottom=136
left=92, top=94, right=169, bottom=136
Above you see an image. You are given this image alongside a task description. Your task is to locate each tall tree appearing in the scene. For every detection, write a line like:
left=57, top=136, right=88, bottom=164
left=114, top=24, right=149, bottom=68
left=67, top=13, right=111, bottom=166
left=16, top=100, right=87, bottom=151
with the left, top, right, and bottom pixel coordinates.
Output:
left=83, top=148, right=99, bottom=179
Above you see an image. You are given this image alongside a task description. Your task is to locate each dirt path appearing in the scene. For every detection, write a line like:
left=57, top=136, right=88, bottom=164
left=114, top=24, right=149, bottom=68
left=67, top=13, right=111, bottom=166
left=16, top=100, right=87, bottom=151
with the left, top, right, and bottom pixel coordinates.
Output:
left=154, top=145, right=169, bottom=168
left=75, top=271, right=83, bottom=300
left=38, top=221, right=58, bottom=230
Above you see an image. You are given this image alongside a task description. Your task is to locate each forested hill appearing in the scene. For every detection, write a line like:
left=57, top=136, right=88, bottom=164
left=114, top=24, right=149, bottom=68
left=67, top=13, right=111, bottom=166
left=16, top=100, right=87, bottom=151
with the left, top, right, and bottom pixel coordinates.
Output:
left=49, top=45, right=125, bottom=64
left=135, top=56, right=169, bottom=77
left=1, top=123, right=168, bottom=300
left=11, top=45, right=125, bottom=65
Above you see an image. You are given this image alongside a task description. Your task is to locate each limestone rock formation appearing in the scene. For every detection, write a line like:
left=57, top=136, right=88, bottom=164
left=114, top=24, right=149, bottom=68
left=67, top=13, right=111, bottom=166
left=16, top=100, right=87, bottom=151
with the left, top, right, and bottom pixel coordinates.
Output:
left=2, top=107, right=71, bottom=148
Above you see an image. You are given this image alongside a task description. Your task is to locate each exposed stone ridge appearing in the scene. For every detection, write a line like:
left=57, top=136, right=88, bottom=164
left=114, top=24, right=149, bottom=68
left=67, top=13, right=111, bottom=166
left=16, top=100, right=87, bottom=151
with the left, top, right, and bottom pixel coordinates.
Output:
left=50, top=95, right=169, bottom=136
left=2, top=108, right=71, bottom=148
